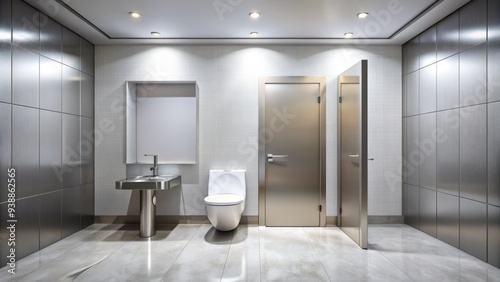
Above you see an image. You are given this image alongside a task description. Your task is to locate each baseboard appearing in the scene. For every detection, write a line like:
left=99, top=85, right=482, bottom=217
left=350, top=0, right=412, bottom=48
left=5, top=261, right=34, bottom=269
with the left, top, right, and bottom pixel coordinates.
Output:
left=94, top=215, right=401, bottom=225
left=368, top=215, right=404, bottom=224
left=94, top=215, right=258, bottom=225
left=326, top=216, right=338, bottom=226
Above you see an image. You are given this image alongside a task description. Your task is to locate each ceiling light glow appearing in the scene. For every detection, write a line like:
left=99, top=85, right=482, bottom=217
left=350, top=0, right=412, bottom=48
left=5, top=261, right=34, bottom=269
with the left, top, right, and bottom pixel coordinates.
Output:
left=357, top=12, right=369, bottom=19
left=151, top=32, right=161, bottom=37
left=129, top=11, right=141, bottom=18
left=250, top=31, right=259, bottom=37
left=249, top=11, right=261, bottom=18
left=344, top=32, right=354, bottom=38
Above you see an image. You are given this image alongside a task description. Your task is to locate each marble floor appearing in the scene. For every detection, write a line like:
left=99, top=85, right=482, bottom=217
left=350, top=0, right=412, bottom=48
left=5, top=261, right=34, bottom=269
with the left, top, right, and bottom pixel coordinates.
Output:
left=1, top=223, right=499, bottom=282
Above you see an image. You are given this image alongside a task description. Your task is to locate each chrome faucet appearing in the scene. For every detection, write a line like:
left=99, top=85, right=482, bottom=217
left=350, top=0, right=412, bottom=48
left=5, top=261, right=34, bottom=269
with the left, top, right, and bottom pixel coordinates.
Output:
left=144, top=154, right=158, bottom=176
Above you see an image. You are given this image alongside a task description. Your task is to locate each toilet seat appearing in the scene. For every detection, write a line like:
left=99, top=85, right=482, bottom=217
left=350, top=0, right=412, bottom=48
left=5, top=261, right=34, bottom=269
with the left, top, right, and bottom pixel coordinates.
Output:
left=204, top=194, right=244, bottom=206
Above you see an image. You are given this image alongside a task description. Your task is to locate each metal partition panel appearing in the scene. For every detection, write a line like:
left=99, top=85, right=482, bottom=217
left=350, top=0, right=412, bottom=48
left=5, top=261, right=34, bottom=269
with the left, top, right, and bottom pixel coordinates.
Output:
left=258, top=76, right=326, bottom=227
left=338, top=60, right=368, bottom=249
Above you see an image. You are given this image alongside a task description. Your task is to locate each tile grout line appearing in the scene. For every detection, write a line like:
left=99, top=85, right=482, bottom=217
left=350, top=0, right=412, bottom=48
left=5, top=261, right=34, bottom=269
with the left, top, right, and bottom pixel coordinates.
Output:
left=301, top=227, right=332, bottom=282
left=369, top=228, right=417, bottom=282
left=160, top=223, right=202, bottom=281
left=218, top=227, right=237, bottom=282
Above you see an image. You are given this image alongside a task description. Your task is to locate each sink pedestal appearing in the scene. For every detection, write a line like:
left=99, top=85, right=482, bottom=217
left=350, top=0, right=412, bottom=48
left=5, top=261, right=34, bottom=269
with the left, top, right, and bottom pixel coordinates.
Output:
left=140, top=190, right=156, bottom=238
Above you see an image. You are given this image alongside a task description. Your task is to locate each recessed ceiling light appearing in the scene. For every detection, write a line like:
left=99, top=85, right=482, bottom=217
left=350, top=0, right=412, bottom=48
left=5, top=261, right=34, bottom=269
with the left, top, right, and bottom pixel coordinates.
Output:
left=151, top=32, right=161, bottom=37
left=357, top=12, right=369, bottom=19
left=129, top=11, right=141, bottom=18
left=250, top=31, right=259, bottom=37
left=249, top=11, right=260, bottom=19
left=344, top=32, right=354, bottom=38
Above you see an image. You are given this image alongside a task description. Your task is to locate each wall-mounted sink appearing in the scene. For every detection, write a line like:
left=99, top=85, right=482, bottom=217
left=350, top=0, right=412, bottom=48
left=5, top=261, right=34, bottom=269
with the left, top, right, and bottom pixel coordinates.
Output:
left=116, top=175, right=181, bottom=190
left=115, top=173, right=182, bottom=238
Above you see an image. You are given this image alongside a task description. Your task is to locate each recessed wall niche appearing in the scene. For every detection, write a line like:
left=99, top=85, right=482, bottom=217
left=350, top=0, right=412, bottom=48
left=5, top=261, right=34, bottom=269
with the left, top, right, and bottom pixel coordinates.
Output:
left=125, top=81, right=198, bottom=164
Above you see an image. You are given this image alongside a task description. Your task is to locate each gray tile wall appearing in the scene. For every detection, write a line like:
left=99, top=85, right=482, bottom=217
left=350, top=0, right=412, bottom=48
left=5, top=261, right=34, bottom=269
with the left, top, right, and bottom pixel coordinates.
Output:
left=0, top=0, right=94, bottom=266
left=402, top=0, right=500, bottom=268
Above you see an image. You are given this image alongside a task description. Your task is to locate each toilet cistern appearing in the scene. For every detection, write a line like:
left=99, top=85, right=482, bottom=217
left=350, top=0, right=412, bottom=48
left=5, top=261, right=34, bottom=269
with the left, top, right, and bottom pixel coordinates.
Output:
left=145, top=154, right=158, bottom=176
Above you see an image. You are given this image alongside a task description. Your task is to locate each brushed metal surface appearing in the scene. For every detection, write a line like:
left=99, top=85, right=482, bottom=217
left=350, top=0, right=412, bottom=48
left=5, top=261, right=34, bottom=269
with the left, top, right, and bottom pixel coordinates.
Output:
left=402, top=75, right=407, bottom=117
left=40, top=16, right=62, bottom=62
left=264, top=83, right=320, bottom=226
left=0, top=103, right=11, bottom=204
left=62, top=114, right=81, bottom=188
left=81, top=117, right=94, bottom=184
left=12, top=105, right=39, bottom=198
left=489, top=41, right=500, bottom=103
left=0, top=42, right=11, bottom=103
left=81, top=39, right=94, bottom=76
left=258, top=76, right=326, bottom=227
left=460, top=198, right=487, bottom=262
left=402, top=118, right=407, bottom=183
left=419, top=64, right=436, bottom=114
left=419, top=187, right=436, bottom=237
left=436, top=11, right=459, bottom=61
left=406, top=36, right=420, bottom=73
left=436, top=192, right=459, bottom=248
left=12, top=0, right=39, bottom=52
left=459, top=0, right=487, bottom=51
left=12, top=45, right=39, bottom=108
left=40, top=56, right=62, bottom=111
left=0, top=202, right=8, bottom=265
left=340, top=83, right=361, bottom=243
left=419, top=26, right=436, bottom=68
left=405, top=116, right=420, bottom=186
left=81, top=73, right=94, bottom=117
left=436, top=109, right=459, bottom=196
left=437, top=54, right=459, bottom=111
left=338, top=60, right=368, bottom=249
left=62, top=65, right=80, bottom=115
left=140, top=190, right=156, bottom=237
left=459, top=43, right=487, bottom=107
left=0, top=0, right=11, bottom=42
left=488, top=204, right=500, bottom=268
left=62, top=186, right=81, bottom=238
left=40, top=110, right=62, bottom=193
left=419, top=113, right=436, bottom=190
left=488, top=102, right=500, bottom=206
left=488, top=0, right=500, bottom=102
left=406, top=71, right=419, bottom=116
left=16, top=196, right=40, bottom=260
left=116, top=175, right=181, bottom=190
left=40, top=191, right=62, bottom=248
left=405, top=184, right=419, bottom=229
left=62, top=27, right=80, bottom=70
left=81, top=183, right=94, bottom=228
left=460, top=104, right=487, bottom=203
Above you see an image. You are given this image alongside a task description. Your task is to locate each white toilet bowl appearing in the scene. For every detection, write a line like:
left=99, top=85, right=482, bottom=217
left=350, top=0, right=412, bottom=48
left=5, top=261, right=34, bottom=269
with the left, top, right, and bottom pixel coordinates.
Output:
left=204, top=170, right=246, bottom=231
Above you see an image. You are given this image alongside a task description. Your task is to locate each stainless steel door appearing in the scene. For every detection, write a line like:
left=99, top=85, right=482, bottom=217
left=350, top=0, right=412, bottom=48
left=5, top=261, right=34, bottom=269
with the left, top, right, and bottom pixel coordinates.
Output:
left=264, top=83, right=320, bottom=226
left=338, top=60, right=368, bottom=249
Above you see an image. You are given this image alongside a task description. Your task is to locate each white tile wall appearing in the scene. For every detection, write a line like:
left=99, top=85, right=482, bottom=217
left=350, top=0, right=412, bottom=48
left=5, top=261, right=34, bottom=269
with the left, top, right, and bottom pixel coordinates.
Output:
left=95, top=44, right=402, bottom=216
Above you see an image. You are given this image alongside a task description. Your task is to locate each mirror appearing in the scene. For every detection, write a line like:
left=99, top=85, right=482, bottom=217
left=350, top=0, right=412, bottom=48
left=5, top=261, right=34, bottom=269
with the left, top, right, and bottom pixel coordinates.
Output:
left=125, top=81, right=198, bottom=164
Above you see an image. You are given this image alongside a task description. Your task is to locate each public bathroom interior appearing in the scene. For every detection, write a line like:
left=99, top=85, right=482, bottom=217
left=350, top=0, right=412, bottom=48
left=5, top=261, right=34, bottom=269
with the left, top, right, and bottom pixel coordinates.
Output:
left=0, top=0, right=500, bottom=280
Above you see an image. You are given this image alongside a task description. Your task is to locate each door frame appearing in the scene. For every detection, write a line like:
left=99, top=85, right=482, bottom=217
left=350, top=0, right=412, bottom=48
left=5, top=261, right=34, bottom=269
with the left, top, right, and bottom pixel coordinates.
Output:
left=337, top=60, right=368, bottom=248
left=258, top=76, right=326, bottom=227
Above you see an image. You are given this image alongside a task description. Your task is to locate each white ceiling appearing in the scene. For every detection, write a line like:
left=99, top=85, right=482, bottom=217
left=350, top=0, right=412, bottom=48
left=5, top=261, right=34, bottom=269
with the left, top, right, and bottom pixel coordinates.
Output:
left=25, top=0, right=471, bottom=45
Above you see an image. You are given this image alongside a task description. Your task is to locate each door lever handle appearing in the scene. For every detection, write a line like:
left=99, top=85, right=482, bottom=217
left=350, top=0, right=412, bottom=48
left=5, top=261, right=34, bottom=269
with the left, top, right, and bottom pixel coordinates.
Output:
left=267, top=154, right=288, bottom=163
left=348, top=154, right=359, bottom=158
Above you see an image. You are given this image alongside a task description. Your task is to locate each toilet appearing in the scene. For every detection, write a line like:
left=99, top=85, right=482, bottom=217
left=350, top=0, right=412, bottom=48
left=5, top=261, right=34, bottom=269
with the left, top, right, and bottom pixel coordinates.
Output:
left=204, top=170, right=246, bottom=231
